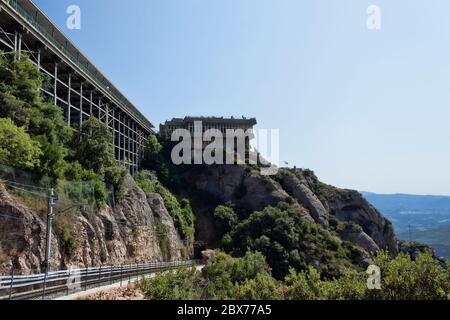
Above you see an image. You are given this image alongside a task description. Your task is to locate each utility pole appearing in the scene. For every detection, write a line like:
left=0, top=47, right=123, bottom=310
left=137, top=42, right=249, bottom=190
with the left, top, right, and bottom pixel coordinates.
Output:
left=42, top=188, right=57, bottom=300
left=409, top=224, right=412, bottom=242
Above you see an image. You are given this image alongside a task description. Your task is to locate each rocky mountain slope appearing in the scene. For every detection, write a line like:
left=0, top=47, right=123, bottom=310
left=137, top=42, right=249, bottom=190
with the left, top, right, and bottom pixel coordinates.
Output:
left=0, top=175, right=188, bottom=275
left=0, top=163, right=405, bottom=275
left=183, top=165, right=398, bottom=258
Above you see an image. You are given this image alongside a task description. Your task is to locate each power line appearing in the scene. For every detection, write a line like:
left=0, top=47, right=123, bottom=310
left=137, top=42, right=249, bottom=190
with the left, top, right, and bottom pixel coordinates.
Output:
left=1, top=182, right=47, bottom=198
left=0, top=213, right=26, bottom=221
left=0, top=179, right=48, bottom=191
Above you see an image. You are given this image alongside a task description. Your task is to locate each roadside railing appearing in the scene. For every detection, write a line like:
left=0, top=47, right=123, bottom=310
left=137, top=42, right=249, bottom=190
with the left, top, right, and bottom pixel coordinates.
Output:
left=0, top=260, right=202, bottom=300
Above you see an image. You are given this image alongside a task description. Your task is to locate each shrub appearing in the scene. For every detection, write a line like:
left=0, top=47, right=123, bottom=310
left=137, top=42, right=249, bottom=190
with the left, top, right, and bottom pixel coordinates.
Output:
left=64, top=161, right=96, bottom=181
left=139, top=250, right=450, bottom=301
left=283, top=268, right=319, bottom=300
left=201, top=251, right=270, bottom=299
left=53, top=216, right=78, bottom=258
left=71, top=118, right=115, bottom=174
left=156, top=222, right=171, bottom=260
left=134, top=170, right=158, bottom=193
left=92, top=178, right=108, bottom=209
left=214, top=205, right=239, bottom=236
left=0, top=118, right=41, bottom=169
left=142, top=134, right=169, bottom=180
left=141, top=267, right=200, bottom=300
left=229, top=206, right=357, bottom=279
left=104, top=165, right=127, bottom=201
left=234, top=272, right=283, bottom=300
left=367, top=250, right=450, bottom=300
left=134, top=170, right=195, bottom=241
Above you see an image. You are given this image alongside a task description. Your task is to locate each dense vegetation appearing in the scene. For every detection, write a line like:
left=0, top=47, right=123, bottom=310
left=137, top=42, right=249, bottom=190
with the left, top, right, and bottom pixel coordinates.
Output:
left=141, top=250, right=450, bottom=300
left=53, top=215, right=79, bottom=258
left=134, top=170, right=195, bottom=241
left=0, top=54, right=127, bottom=208
left=0, top=53, right=70, bottom=178
left=0, top=117, right=41, bottom=169
left=213, top=203, right=365, bottom=280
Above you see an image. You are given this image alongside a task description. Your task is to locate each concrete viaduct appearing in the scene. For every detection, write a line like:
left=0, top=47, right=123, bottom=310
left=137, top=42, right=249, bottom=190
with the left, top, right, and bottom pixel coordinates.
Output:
left=0, top=0, right=154, bottom=174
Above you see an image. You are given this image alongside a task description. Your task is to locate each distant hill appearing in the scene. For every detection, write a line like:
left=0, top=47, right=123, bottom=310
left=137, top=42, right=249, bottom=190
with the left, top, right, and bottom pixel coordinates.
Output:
left=362, top=192, right=450, bottom=258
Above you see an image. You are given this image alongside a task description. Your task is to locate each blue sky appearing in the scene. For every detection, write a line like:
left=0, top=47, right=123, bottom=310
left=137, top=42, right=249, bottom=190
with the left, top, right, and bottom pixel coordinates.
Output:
left=33, top=0, right=450, bottom=195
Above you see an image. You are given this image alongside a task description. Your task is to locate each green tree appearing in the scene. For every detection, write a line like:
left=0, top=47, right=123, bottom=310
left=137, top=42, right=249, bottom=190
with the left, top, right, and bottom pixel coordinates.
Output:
left=0, top=54, right=71, bottom=178
left=72, top=117, right=115, bottom=174
left=64, top=161, right=96, bottom=181
left=142, top=134, right=168, bottom=179
left=0, top=118, right=41, bottom=169
left=229, top=206, right=359, bottom=279
left=214, top=205, right=239, bottom=237
left=104, top=165, right=127, bottom=201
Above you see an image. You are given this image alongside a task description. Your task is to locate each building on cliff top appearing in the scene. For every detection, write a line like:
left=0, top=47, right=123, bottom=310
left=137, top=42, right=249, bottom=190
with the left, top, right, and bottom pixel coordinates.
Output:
left=160, top=116, right=257, bottom=138
left=160, top=117, right=257, bottom=162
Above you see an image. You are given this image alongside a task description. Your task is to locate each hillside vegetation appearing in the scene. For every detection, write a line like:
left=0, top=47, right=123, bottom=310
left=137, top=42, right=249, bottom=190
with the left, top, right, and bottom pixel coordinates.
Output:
left=141, top=250, right=450, bottom=300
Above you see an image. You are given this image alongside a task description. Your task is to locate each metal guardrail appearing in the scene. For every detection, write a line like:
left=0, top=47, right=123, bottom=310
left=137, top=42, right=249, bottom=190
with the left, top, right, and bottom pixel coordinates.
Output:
left=0, top=260, right=201, bottom=300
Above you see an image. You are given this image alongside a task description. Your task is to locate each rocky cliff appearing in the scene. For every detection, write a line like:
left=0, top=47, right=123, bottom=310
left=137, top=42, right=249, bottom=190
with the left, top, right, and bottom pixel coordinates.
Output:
left=183, top=165, right=398, bottom=258
left=0, top=175, right=189, bottom=275
left=0, top=164, right=402, bottom=275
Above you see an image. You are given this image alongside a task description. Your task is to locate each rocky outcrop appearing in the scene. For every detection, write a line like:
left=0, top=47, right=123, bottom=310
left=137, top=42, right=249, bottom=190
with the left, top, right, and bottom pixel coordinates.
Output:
left=0, top=176, right=189, bottom=275
left=0, top=183, right=61, bottom=274
left=185, top=165, right=247, bottom=202
left=184, top=166, right=398, bottom=258
left=337, top=223, right=380, bottom=253
left=276, top=169, right=399, bottom=256
left=239, top=173, right=289, bottom=213
left=277, top=170, right=329, bottom=227
left=324, top=190, right=398, bottom=256
left=183, top=165, right=289, bottom=213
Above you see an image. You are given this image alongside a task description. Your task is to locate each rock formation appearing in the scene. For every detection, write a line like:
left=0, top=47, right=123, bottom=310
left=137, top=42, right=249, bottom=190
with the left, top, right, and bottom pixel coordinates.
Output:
left=184, top=166, right=399, bottom=258
left=0, top=164, right=404, bottom=275
left=0, top=176, right=188, bottom=275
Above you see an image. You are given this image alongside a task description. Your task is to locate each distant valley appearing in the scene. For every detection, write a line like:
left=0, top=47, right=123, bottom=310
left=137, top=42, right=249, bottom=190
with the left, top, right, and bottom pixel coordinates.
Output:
left=362, top=192, right=450, bottom=258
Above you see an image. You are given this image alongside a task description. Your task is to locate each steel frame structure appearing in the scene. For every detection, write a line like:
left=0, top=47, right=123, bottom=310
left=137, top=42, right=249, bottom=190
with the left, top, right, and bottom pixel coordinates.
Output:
left=0, top=0, right=153, bottom=174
